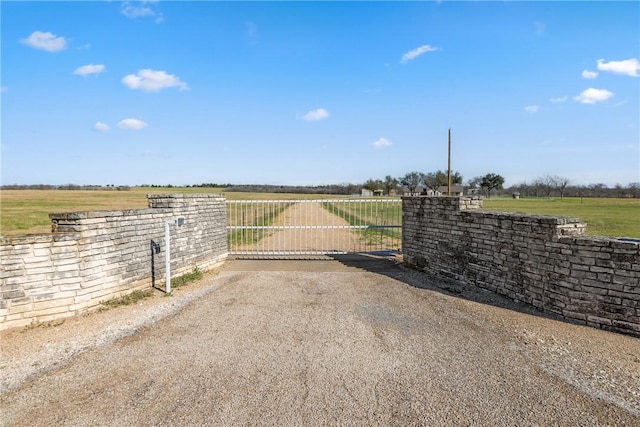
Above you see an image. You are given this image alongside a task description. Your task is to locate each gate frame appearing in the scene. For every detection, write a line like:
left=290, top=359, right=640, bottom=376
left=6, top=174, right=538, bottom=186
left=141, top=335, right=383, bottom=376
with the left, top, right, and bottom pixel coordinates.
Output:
left=226, top=198, right=402, bottom=257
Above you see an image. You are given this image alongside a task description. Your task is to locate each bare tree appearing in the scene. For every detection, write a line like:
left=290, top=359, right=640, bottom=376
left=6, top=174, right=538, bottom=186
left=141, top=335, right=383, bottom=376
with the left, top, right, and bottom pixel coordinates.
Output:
left=421, top=172, right=439, bottom=193
left=554, top=176, right=571, bottom=200
left=539, top=175, right=556, bottom=198
left=400, top=171, right=422, bottom=195
left=383, top=175, right=399, bottom=195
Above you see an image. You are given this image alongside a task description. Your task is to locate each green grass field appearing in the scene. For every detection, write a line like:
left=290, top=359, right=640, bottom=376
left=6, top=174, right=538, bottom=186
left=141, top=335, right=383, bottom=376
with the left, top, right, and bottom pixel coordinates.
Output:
left=1, top=189, right=638, bottom=238
left=483, top=197, right=639, bottom=238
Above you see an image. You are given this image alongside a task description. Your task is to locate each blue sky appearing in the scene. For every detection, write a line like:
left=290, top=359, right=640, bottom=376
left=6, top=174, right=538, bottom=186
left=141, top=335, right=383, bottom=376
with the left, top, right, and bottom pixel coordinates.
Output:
left=2, top=1, right=639, bottom=187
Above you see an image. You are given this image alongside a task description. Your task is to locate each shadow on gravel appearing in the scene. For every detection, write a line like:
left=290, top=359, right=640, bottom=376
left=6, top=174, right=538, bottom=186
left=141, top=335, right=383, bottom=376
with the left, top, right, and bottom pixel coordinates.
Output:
left=330, top=252, right=566, bottom=325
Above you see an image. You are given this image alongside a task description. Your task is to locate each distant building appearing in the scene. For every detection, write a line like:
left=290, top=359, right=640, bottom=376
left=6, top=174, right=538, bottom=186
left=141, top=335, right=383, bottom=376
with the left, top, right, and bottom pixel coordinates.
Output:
left=436, top=185, right=465, bottom=196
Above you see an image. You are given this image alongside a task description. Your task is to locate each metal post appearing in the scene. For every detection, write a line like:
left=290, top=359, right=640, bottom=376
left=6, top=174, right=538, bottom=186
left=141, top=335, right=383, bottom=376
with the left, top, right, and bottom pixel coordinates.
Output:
left=165, top=220, right=171, bottom=293
left=447, top=128, right=452, bottom=196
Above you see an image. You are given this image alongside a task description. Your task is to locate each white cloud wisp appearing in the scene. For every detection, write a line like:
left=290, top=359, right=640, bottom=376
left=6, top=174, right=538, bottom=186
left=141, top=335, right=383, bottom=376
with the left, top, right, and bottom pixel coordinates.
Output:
left=118, top=118, right=148, bottom=130
left=74, top=64, right=106, bottom=76
left=122, top=69, right=188, bottom=92
left=574, top=88, right=614, bottom=104
left=597, top=58, right=640, bottom=77
left=94, top=122, right=110, bottom=132
left=300, top=108, right=329, bottom=121
left=550, top=96, right=568, bottom=103
left=20, top=31, right=66, bottom=52
left=120, top=1, right=163, bottom=22
left=371, top=137, right=392, bottom=149
left=401, top=44, right=439, bottom=64
left=581, top=70, right=598, bottom=79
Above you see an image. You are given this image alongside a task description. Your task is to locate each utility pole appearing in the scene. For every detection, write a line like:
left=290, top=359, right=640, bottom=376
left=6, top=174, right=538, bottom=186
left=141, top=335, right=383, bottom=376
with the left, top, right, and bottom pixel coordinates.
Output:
left=447, top=128, right=452, bottom=196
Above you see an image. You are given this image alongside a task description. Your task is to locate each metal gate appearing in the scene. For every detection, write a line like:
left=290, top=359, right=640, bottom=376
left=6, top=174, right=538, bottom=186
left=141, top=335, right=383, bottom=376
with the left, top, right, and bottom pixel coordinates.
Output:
left=226, top=199, right=401, bottom=257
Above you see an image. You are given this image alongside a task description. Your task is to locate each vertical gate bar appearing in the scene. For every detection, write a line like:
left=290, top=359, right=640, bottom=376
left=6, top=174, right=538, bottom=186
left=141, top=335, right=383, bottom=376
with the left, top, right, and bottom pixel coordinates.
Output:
left=331, top=200, right=334, bottom=253
left=359, top=199, right=362, bottom=253
left=352, top=199, right=355, bottom=253
left=319, top=200, right=322, bottom=254
left=353, top=199, right=357, bottom=253
left=235, top=203, right=243, bottom=251
left=359, top=199, right=363, bottom=252
left=384, top=199, right=387, bottom=251
left=272, top=200, right=275, bottom=256
left=358, top=201, right=368, bottom=252
left=376, top=199, right=380, bottom=252
left=235, top=201, right=239, bottom=255
left=247, top=201, right=251, bottom=256
left=231, top=202, right=234, bottom=254
left=265, top=200, right=269, bottom=255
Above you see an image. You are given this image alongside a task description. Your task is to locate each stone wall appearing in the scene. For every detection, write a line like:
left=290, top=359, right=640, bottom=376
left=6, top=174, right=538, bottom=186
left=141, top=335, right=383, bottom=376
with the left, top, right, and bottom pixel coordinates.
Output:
left=402, top=196, right=640, bottom=337
left=0, top=194, right=227, bottom=330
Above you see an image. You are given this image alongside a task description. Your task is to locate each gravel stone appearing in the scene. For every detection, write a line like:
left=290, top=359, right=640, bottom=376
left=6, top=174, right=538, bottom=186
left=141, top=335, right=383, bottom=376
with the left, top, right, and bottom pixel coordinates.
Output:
left=1, top=257, right=639, bottom=426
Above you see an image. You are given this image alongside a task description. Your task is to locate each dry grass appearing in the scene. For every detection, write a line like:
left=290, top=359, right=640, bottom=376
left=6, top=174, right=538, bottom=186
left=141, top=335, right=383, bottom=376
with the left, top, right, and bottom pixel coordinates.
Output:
left=0, top=188, right=348, bottom=236
left=1, top=188, right=637, bottom=238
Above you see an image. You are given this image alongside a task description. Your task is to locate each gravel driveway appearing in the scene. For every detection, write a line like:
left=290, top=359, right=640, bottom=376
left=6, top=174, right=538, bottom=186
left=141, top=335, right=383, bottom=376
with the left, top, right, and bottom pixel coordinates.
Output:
left=1, top=256, right=639, bottom=426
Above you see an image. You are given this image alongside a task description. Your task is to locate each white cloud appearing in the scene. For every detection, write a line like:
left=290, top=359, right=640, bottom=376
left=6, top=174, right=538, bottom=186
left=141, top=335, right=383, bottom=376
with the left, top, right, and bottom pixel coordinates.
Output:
left=525, top=105, right=539, bottom=113
left=121, top=1, right=164, bottom=23
left=549, top=96, right=567, bottom=103
left=73, top=64, right=105, bottom=76
left=574, top=88, right=614, bottom=104
left=597, top=58, right=640, bottom=77
left=121, top=2, right=153, bottom=18
left=122, top=69, right=188, bottom=92
left=401, top=44, right=439, bottom=64
left=371, top=137, right=392, bottom=149
left=118, top=118, right=148, bottom=130
left=20, top=31, right=66, bottom=52
left=94, top=122, right=110, bottom=132
left=581, top=70, right=598, bottom=79
left=300, top=108, right=329, bottom=121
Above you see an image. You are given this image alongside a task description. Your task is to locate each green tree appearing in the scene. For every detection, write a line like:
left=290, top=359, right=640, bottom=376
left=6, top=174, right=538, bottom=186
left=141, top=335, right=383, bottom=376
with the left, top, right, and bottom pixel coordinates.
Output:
left=363, top=178, right=383, bottom=191
left=423, top=170, right=463, bottom=193
left=474, top=173, right=505, bottom=198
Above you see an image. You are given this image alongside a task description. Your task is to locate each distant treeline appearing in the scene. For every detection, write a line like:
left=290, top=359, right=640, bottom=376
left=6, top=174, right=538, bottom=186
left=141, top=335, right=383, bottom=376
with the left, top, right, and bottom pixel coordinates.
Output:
left=507, top=181, right=640, bottom=199
left=3, top=180, right=639, bottom=198
left=1, top=184, right=131, bottom=191
left=222, top=184, right=362, bottom=195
